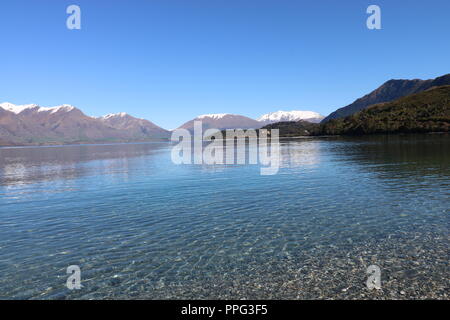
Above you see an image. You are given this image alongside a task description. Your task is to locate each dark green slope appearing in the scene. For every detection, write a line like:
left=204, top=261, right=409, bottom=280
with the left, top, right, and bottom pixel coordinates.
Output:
left=322, top=73, right=450, bottom=123
left=320, top=85, right=450, bottom=135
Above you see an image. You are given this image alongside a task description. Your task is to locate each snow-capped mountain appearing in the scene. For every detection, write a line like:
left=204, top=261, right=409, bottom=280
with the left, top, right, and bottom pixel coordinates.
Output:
left=258, top=110, right=325, bottom=124
left=179, top=113, right=263, bottom=131
left=0, top=102, right=326, bottom=146
left=0, top=102, right=169, bottom=146
left=177, top=111, right=325, bottom=132
left=100, top=112, right=129, bottom=120
left=196, top=113, right=230, bottom=120
left=98, top=112, right=169, bottom=138
left=0, top=102, right=76, bottom=115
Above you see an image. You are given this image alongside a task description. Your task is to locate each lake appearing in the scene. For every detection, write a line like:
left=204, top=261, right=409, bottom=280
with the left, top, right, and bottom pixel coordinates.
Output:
left=0, top=134, right=448, bottom=299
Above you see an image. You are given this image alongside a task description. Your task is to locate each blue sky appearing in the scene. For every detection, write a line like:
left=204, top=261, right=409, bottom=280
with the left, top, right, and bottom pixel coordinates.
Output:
left=1, top=0, right=449, bottom=129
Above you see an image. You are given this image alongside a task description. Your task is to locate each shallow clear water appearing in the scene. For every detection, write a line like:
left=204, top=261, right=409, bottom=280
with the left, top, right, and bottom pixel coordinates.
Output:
left=0, top=135, right=448, bottom=299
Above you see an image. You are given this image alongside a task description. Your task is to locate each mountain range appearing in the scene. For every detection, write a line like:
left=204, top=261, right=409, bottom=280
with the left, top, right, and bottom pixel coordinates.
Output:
left=0, top=103, right=169, bottom=146
left=258, top=110, right=324, bottom=124
left=1, top=73, right=449, bottom=146
left=178, top=114, right=262, bottom=132
left=0, top=106, right=323, bottom=145
left=178, top=111, right=325, bottom=132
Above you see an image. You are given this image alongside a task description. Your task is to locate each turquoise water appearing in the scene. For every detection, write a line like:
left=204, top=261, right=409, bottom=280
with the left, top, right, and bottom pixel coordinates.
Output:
left=0, top=135, right=448, bottom=299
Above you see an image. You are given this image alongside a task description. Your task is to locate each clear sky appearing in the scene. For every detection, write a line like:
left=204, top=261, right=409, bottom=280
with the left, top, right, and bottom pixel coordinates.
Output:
left=1, top=0, right=449, bottom=129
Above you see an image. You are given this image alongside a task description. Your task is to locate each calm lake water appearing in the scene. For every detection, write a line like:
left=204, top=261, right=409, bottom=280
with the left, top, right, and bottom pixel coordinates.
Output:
left=0, top=135, right=448, bottom=299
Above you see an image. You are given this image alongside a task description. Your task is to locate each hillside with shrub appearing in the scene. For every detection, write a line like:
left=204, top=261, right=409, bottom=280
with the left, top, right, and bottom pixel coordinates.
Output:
left=320, top=86, right=450, bottom=135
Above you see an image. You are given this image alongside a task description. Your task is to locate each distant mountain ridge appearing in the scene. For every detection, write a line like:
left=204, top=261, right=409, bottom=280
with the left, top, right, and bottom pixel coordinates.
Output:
left=178, top=113, right=262, bottom=131
left=98, top=112, right=168, bottom=138
left=0, top=104, right=327, bottom=145
left=6, top=75, right=447, bottom=146
left=322, top=74, right=450, bottom=122
left=178, top=110, right=324, bottom=132
left=0, top=103, right=169, bottom=146
left=258, top=110, right=324, bottom=124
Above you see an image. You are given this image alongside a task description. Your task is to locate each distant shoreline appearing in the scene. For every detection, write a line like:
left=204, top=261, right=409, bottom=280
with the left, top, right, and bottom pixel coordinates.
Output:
left=0, top=139, right=170, bottom=149
left=2, top=132, right=448, bottom=148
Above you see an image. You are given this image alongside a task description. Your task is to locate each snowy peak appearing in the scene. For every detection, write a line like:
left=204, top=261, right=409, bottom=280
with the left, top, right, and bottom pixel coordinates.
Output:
left=38, top=104, right=76, bottom=114
left=179, top=113, right=262, bottom=131
left=258, top=110, right=324, bottom=124
left=179, top=111, right=325, bottom=131
left=100, top=112, right=130, bottom=120
left=0, top=102, right=75, bottom=114
left=0, top=102, right=169, bottom=145
left=196, top=113, right=232, bottom=120
left=0, top=102, right=39, bottom=114
left=99, top=111, right=169, bottom=136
